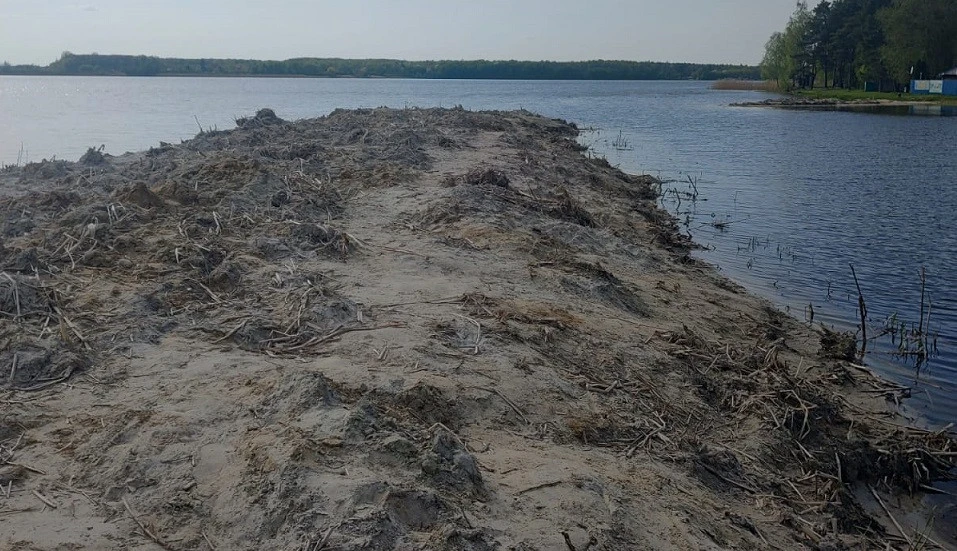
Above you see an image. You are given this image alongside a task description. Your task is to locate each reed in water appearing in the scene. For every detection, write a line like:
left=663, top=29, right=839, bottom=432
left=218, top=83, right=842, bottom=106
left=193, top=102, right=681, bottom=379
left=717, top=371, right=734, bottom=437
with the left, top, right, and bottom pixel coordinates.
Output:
left=711, top=79, right=780, bottom=92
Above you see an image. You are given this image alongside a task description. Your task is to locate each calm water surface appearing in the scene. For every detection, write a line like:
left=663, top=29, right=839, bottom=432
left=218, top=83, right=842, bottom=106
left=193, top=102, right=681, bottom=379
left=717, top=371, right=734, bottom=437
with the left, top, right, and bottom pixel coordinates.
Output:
left=1, top=77, right=955, bottom=429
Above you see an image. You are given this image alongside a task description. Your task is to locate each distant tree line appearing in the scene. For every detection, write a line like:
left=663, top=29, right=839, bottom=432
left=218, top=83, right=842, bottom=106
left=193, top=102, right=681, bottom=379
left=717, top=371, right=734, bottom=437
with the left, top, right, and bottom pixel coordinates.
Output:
left=0, top=53, right=760, bottom=81
left=761, top=0, right=957, bottom=91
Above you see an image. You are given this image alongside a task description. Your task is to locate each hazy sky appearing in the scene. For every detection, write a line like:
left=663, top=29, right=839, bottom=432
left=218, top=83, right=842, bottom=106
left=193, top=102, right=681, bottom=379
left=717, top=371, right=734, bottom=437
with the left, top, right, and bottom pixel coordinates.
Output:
left=1, top=1, right=796, bottom=65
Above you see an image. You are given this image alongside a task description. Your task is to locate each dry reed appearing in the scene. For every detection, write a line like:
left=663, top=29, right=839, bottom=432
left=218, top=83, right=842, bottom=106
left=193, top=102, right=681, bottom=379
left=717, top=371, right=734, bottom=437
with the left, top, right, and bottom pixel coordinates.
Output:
left=711, top=79, right=780, bottom=92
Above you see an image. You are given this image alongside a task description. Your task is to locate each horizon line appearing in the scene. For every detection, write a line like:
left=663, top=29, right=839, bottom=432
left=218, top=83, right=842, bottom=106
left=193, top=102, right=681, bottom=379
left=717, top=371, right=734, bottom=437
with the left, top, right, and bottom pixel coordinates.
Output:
left=5, top=52, right=759, bottom=68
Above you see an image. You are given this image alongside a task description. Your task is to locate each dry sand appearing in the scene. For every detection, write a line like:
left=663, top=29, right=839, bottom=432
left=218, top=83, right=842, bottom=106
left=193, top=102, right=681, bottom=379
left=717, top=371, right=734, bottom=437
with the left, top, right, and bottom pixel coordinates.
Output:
left=0, top=108, right=954, bottom=550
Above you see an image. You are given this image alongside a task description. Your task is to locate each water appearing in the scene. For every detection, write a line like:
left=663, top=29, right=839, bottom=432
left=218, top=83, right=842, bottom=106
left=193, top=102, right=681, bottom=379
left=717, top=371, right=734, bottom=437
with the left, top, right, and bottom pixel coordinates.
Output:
left=591, top=96, right=957, bottom=430
left=1, top=76, right=955, bottom=429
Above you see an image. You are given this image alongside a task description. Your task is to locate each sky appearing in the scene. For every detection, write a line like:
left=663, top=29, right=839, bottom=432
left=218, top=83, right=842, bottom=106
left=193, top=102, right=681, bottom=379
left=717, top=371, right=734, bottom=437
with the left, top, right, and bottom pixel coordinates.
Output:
left=0, top=1, right=797, bottom=66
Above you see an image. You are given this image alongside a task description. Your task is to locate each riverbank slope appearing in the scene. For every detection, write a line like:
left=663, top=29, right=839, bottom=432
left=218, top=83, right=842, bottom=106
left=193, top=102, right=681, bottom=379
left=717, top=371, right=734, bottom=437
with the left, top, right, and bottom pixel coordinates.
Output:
left=1, top=108, right=953, bottom=549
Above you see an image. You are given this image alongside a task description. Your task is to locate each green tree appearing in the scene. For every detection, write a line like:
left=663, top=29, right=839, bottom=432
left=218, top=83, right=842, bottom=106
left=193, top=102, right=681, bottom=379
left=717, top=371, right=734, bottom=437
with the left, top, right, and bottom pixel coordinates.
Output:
left=807, top=1, right=834, bottom=87
left=763, top=0, right=919, bottom=90
left=761, top=32, right=791, bottom=88
left=761, top=2, right=813, bottom=90
left=880, top=0, right=957, bottom=84
left=787, top=2, right=816, bottom=88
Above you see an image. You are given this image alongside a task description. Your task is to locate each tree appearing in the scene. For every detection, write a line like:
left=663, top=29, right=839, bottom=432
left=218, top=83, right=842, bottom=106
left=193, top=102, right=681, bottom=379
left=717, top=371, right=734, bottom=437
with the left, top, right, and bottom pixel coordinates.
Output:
left=807, top=1, right=834, bottom=87
left=761, top=2, right=813, bottom=90
left=855, top=3, right=890, bottom=88
left=761, top=32, right=791, bottom=88
left=761, top=0, right=936, bottom=90
left=880, top=0, right=957, bottom=84
left=786, top=2, right=815, bottom=88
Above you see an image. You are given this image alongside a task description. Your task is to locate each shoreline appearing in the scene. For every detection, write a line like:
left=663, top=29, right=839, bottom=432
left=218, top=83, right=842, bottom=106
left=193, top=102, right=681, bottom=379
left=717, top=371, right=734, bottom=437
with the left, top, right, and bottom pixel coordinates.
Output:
left=1, top=73, right=737, bottom=82
left=733, top=97, right=957, bottom=108
left=0, top=54, right=761, bottom=81
left=1, top=108, right=954, bottom=548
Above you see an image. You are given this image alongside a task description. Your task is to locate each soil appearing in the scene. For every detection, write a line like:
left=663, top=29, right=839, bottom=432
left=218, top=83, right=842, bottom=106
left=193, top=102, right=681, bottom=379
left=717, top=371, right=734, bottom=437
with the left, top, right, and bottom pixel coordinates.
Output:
left=0, top=107, right=954, bottom=550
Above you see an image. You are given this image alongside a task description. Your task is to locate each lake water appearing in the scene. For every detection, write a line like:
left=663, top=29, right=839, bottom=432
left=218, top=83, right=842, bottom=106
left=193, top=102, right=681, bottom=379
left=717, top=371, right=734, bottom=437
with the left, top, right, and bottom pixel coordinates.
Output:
left=1, top=76, right=955, bottom=429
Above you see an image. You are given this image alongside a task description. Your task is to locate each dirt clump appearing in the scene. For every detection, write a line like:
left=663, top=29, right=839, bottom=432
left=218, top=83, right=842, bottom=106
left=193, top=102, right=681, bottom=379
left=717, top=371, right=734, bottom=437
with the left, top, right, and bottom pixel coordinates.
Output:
left=821, top=327, right=858, bottom=361
left=1, top=340, right=90, bottom=390
left=116, top=181, right=166, bottom=209
left=79, top=145, right=108, bottom=165
left=465, top=168, right=510, bottom=188
left=235, top=107, right=285, bottom=129
left=153, top=179, right=199, bottom=205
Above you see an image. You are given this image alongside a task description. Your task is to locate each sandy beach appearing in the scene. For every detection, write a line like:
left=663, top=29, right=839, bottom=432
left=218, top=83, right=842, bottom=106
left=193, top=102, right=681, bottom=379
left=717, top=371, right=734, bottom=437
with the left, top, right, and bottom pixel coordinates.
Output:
left=1, top=107, right=954, bottom=550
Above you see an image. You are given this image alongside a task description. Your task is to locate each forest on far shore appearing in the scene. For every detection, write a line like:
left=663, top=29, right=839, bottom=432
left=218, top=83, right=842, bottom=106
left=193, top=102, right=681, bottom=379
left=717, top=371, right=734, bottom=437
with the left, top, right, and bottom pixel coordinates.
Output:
left=0, top=53, right=760, bottom=81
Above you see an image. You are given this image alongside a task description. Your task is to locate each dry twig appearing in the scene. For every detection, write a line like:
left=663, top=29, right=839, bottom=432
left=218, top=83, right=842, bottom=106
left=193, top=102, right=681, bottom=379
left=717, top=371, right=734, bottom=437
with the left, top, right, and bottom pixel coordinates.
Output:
left=123, top=497, right=174, bottom=550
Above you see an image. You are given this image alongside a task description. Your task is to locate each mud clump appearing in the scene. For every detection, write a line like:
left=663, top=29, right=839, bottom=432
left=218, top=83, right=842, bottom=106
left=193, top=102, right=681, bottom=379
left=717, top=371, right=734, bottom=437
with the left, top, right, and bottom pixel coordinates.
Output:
left=2, top=213, right=36, bottom=238
left=390, top=383, right=462, bottom=429
left=465, top=168, right=509, bottom=188
left=252, top=237, right=292, bottom=260
left=259, top=371, right=341, bottom=417
left=235, top=108, right=285, bottom=129
left=0, top=274, right=52, bottom=319
left=207, top=260, right=243, bottom=292
left=79, top=146, right=108, bottom=165
left=693, top=447, right=754, bottom=494
left=550, top=189, right=595, bottom=227
left=3, top=247, right=41, bottom=273
left=309, top=297, right=359, bottom=331
left=555, top=260, right=649, bottom=317
left=153, top=180, right=199, bottom=205
left=1, top=340, right=90, bottom=390
left=116, top=181, right=166, bottom=209
left=291, top=224, right=356, bottom=257
left=820, top=328, right=857, bottom=361
left=384, top=490, right=448, bottom=530
left=21, top=159, right=71, bottom=180
left=424, top=428, right=485, bottom=496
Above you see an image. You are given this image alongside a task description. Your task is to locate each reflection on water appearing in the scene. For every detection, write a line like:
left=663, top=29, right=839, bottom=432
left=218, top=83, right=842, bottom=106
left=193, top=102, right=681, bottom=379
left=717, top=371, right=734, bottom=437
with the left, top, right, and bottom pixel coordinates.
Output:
left=778, top=104, right=957, bottom=117
left=908, top=104, right=957, bottom=117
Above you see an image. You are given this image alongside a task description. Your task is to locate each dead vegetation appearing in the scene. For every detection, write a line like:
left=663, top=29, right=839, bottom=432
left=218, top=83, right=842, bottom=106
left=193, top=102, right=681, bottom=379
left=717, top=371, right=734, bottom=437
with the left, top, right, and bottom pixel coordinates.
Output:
left=711, top=79, right=782, bottom=92
left=0, top=107, right=952, bottom=550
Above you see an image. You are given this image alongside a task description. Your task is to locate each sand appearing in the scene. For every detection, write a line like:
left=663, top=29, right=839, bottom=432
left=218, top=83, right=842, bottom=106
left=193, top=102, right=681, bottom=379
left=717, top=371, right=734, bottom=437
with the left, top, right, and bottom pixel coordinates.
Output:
left=0, top=107, right=954, bottom=550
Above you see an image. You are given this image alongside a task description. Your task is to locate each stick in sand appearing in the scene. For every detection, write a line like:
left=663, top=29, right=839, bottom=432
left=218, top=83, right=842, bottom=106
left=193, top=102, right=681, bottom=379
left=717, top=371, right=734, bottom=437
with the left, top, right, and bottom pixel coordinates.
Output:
left=869, top=486, right=912, bottom=547
left=123, top=497, right=173, bottom=550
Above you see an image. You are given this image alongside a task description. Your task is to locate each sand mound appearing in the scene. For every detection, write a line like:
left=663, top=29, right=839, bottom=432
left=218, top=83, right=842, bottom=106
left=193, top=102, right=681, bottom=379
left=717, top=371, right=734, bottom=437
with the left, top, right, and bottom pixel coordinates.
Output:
left=0, top=108, right=953, bottom=550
